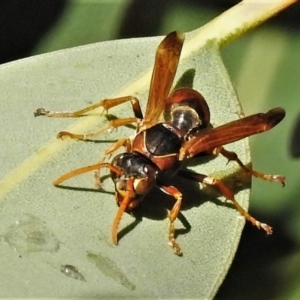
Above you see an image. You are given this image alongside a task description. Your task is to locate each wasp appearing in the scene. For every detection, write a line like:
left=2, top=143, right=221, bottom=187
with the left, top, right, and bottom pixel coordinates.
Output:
left=34, top=31, right=285, bottom=256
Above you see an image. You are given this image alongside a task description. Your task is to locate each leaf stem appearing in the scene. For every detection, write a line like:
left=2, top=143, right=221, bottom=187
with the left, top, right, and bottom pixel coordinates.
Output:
left=188, top=0, right=297, bottom=48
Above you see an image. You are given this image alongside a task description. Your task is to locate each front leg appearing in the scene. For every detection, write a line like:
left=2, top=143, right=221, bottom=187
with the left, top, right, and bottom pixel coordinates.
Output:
left=158, top=184, right=183, bottom=256
left=94, top=138, right=132, bottom=188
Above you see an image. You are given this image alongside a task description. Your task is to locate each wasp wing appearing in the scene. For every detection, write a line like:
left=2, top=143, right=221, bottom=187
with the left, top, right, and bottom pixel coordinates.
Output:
left=144, top=31, right=185, bottom=125
left=179, top=107, right=285, bottom=160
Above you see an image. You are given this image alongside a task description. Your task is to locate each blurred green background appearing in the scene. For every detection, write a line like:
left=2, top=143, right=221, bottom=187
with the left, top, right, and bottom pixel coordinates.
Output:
left=1, top=0, right=300, bottom=298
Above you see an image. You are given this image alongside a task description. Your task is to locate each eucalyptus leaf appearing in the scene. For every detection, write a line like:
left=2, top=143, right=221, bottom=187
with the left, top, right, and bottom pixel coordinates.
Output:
left=0, top=0, right=295, bottom=298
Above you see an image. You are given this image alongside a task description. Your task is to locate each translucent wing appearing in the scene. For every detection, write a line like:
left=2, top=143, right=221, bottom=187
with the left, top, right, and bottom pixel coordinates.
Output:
left=144, top=31, right=185, bottom=124
left=180, top=108, right=285, bottom=159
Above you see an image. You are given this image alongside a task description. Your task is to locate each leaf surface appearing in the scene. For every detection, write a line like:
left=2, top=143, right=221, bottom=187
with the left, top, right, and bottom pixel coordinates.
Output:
left=0, top=0, right=295, bottom=298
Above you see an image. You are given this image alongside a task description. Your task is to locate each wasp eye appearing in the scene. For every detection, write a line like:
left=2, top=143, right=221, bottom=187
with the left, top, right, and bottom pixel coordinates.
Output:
left=134, top=178, right=150, bottom=195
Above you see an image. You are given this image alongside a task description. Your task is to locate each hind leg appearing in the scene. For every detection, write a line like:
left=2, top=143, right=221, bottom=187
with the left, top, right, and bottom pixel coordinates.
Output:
left=215, top=146, right=285, bottom=186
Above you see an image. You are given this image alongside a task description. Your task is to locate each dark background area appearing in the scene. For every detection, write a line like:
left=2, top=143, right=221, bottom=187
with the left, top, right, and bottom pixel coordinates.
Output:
left=1, top=0, right=300, bottom=65
left=1, top=1, right=300, bottom=299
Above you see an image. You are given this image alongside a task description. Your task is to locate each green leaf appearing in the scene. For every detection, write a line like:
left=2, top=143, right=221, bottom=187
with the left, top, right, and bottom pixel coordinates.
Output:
left=0, top=0, right=295, bottom=298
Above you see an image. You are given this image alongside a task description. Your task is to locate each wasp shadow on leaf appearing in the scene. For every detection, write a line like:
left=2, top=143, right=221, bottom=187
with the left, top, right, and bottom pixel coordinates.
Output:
left=53, top=154, right=251, bottom=243
left=54, top=184, right=115, bottom=195
left=174, top=68, right=196, bottom=90
left=123, top=162, right=251, bottom=241
left=53, top=159, right=251, bottom=243
left=80, top=138, right=118, bottom=144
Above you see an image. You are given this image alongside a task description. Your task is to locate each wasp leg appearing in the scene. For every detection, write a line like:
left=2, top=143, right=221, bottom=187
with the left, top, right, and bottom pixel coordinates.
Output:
left=34, top=96, right=143, bottom=119
left=158, top=184, right=183, bottom=256
left=57, top=117, right=140, bottom=140
left=215, top=146, right=285, bottom=187
left=105, top=137, right=132, bottom=155
left=93, top=156, right=107, bottom=189
left=178, top=170, right=273, bottom=235
left=94, top=138, right=132, bottom=188
left=35, top=96, right=143, bottom=140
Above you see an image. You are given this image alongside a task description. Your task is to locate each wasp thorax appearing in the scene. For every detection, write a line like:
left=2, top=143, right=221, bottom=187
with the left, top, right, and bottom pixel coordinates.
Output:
left=170, top=105, right=201, bottom=134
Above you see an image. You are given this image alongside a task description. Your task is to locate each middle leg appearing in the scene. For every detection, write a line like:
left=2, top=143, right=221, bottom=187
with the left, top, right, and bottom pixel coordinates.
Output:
left=57, top=117, right=140, bottom=140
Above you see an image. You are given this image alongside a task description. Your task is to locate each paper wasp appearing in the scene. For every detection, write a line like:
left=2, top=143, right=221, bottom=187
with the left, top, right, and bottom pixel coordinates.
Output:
left=34, top=31, right=285, bottom=256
